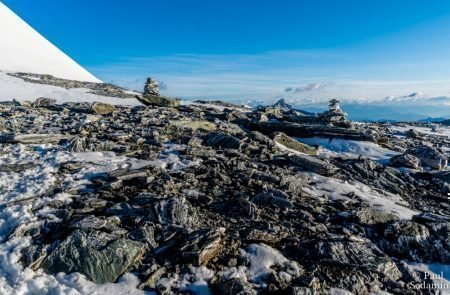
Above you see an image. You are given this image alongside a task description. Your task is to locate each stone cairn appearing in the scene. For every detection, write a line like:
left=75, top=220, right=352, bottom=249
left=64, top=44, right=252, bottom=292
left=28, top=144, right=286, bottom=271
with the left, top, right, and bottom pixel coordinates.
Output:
left=144, top=78, right=160, bottom=96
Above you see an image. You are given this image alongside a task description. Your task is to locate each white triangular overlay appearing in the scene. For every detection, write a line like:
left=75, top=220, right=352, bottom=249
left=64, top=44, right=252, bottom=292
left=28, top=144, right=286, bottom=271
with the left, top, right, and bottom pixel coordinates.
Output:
left=0, top=2, right=100, bottom=82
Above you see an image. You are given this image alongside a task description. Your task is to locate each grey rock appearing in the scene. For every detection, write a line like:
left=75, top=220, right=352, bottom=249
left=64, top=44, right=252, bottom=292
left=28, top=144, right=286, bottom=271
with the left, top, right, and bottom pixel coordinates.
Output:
left=137, top=94, right=180, bottom=107
left=68, top=136, right=87, bottom=152
left=0, top=133, right=67, bottom=144
left=128, top=225, right=158, bottom=248
left=381, top=221, right=432, bottom=261
left=149, top=196, right=195, bottom=226
left=252, top=189, right=293, bottom=209
left=289, top=287, right=314, bottom=295
left=32, top=97, right=57, bottom=108
left=206, top=132, right=242, bottom=149
left=404, top=145, right=448, bottom=170
left=21, top=244, right=49, bottom=270
left=213, top=277, right=257, bottom=295
left=316, top=240, right=402, bottom=280
left=180, top=228, right=224, bottom=266
left=289, top=154, right=338, bottom=176
left=354, top=208, right=400, bottom=225
left=70, top=215, right=107, bottom=230
left=42, top=229, right=145, bottom=284
left=390, top=153, right=420, bottom=169
left=139, top=266, right=167, bottom=289
left=406, top=128, right=420, bottom=138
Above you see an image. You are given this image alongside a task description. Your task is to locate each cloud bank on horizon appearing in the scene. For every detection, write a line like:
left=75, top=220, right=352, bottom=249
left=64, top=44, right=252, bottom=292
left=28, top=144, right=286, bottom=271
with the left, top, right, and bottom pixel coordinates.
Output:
left=92, top=46, right=450, bottom=120
left=89, top=13, right=450, bottom=118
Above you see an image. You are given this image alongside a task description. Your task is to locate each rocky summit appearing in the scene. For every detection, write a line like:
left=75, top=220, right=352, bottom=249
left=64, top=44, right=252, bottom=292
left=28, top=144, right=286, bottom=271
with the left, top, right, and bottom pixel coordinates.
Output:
left=0, top=96, right=449, bottom=295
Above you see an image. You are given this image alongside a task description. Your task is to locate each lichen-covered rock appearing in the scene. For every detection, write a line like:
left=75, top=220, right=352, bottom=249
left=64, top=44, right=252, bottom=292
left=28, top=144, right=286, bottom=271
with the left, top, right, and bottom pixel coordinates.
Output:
left=42, top=229, right=145, bottom=284
left=91, top=102, right=117, bottom=115
left=32, top=97, right=56, bottom=108
left=170, top=120, right=217, bottom=131
left=273, top=132, right=317, bottom=155
left=354, top=208, right=400, bottom=225
left=137, top=94, right=180, bottom=107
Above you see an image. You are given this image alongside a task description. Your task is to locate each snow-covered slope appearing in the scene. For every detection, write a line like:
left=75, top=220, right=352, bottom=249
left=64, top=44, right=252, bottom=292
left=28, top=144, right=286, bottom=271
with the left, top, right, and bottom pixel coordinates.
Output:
left=0, top=2, right=100, bottom=83
left=0, top=71, right=140, bottom=105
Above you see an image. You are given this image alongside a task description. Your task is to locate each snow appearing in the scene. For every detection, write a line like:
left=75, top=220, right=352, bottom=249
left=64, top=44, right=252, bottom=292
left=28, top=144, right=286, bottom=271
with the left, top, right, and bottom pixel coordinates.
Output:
left=0, top=142, right=202, bottom=294
left=157, top=266, right=214, bottom=295
left=239, top=244, right=301, bottom=287
left=0, top=71, right=141, bottom=105
left=297, top=137, right=400, bottom=163
left=0, top=3, right=100, bottom=83
left=303, top=173, right=418, bottom=219
left=390, top=125, right=450, bottom=138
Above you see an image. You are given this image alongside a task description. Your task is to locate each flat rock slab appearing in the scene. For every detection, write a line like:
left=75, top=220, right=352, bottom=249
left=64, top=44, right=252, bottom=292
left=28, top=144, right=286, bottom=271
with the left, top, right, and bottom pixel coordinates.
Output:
left=289, top=154, right=338, bottom=176
left=42, top=229, right=145, bottom=284
left=0, top=133, right=68, bottom=144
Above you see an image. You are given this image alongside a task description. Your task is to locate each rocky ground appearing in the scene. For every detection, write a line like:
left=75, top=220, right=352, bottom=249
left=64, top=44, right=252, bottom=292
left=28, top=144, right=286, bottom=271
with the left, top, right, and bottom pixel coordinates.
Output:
left=0, top=96, right=449, bottom=294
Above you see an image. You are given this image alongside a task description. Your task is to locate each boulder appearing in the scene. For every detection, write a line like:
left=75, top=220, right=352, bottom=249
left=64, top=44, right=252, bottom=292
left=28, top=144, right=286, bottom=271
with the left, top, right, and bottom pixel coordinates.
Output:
left=381, top=220, right=432, bottom=261
left=354, top=208, right=400, bottom=225
left=42, top=229, right=145, bottom=284
left=91, top=102, right=117, bottom=115
left=212, top=277, right=257, bottom=295
left=180, top=228, right=225, bottom=266
left=316, top=240, right=401, bottom=280
left=273, top=132, right=317, bottom=155
left=32, top=97, right=56, bottom=108
left=390, top=153, right=420, bottom=169
left=406, top=128, right=420, bottom=138
left=404, top=145, right=448, bottom=170
left=137, top=94, right=180, bottom=107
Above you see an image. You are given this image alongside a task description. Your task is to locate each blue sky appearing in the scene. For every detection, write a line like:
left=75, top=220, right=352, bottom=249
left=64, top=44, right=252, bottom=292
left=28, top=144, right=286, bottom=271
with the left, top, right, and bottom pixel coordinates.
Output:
left=4, top=0, right=450, bottom=119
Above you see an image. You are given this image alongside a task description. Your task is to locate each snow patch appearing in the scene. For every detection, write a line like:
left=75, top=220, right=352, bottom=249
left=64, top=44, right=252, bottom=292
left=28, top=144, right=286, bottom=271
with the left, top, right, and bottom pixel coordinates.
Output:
left=0, top=71, right=140, bottom=105
left=240, top=244, right=301, bottom=287
left=303, top=173, right=417, bottom=219
left=297, top=137, right=399, bottom=163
